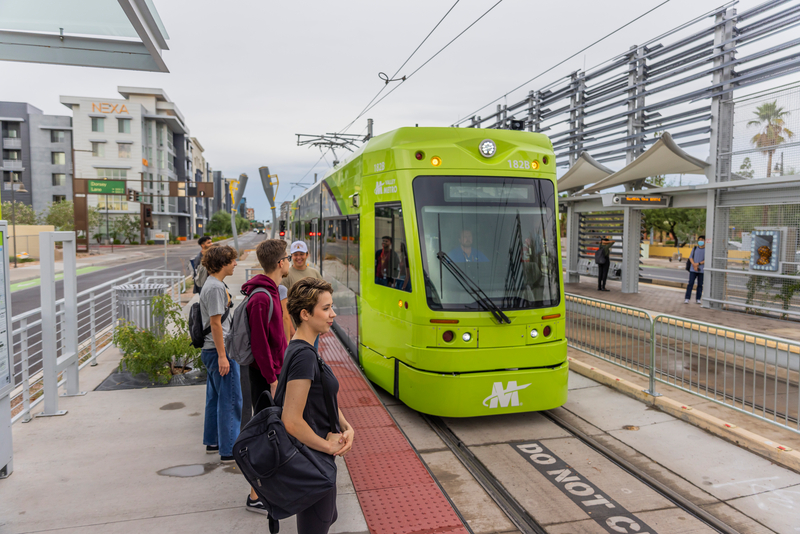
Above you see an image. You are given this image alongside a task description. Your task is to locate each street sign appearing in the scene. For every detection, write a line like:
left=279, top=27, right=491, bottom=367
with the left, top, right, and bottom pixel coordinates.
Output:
left=603, top=194, right=670, bottom=207
left=87, top=180, right=126, bottom=195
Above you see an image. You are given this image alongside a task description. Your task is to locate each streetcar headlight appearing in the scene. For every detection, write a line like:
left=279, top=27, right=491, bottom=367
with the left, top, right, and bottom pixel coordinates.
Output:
left=531, top=160, right=540, bottom=170
left=530, top=328, right=539, bottom=339
left=462, top=332, right=472, bottom=342
left=431, top=156, right=442, bottom=167
left=479, top=139, right=496, bottom=158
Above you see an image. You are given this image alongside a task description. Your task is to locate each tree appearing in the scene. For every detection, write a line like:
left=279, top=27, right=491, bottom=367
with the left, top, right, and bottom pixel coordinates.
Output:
left=206, top=211, right=251, bottom=235
left=642, top=208, right=706, bottom=247
left=748, top=100, right=794, bottom=178
left=738, top=157, right=754, bottom=179
left=1, top=201, right=37, bottom=225
left=111, top=214, right=140, bottom=244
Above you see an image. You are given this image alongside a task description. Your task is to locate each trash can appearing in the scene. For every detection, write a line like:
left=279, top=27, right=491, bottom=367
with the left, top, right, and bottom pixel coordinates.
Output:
left=114, top=284, right=168, bottom=332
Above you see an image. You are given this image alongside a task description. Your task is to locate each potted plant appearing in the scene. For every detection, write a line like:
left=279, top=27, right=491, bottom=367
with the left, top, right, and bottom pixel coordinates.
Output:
left=112, top=293, right=201, bottom=384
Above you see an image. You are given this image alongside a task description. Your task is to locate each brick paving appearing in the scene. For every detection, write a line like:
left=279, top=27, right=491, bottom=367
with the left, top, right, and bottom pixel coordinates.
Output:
left=566, top=279, right=800, bottom=342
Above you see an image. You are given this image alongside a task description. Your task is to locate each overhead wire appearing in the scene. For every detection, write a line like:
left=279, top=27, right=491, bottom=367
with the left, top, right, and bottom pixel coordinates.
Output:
left=339, top=0, right=462, bottom=134
left=453, top=0, right=674, bottom=126
left=355, top=0, right=505, bottom=123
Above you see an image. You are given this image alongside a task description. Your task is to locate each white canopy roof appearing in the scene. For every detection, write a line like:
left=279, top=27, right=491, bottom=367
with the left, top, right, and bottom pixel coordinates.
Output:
left=557, top=152, right=614, bottom=192
left=582, top=132, right=708, bottom=194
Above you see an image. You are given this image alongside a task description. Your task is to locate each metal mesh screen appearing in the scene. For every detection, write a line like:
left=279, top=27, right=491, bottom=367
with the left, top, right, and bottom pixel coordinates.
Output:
left=721, top=84, right=800, bottom=181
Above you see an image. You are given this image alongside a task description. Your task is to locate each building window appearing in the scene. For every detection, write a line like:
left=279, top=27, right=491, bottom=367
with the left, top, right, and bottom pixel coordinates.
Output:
left=51, top=130, right=65, bottom=143
left=156, top=125, right=163, bottom=146
left=118, top=144, right=131, bottom=158
left=118, top=118, right=131, bottom=134
left=96, top=168, right=127, bottom=179
left=52, top=152, right=66, bottom=164
left=53, top=195, right=67, bottom=203
left=146, top=123, right=153, bottom=145
left=3, top=150, right=21, bottom=160
left=91, top=142, right=104, bottom=158
left=3, top=124, right=20, bottom=138
left=53, top=173, right=67, bottom=186
left=97, top=198, right=128, bottom=211
left=157, top=149, right=165, bottom=169
left=91, top=117, right=104, bottom=132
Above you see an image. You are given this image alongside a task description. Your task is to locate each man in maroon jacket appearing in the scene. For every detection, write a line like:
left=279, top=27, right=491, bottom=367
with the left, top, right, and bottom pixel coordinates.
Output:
left=241, top=239, right=291, bottom=514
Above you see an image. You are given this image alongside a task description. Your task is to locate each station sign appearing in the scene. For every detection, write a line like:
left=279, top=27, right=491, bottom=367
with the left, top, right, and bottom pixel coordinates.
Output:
left=603, top=194, right=670, bottom=207
left=87, top=180, right=126, bottom=195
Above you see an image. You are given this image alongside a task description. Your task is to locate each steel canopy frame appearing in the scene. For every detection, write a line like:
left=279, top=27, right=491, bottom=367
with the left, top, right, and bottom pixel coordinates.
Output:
left=0, top=0, right=169, bottom=72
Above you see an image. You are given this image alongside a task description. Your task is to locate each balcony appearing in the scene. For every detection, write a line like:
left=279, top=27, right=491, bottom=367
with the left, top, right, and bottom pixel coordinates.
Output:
left=2, top=160, right=23, bottom=170
left=3, top=137, right=22, bottom=149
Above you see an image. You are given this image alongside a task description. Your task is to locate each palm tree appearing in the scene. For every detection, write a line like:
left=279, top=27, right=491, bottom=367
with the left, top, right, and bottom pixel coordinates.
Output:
left=747, top=100, right=794, bottom=178
left=748, top=101, right=794, bottom=224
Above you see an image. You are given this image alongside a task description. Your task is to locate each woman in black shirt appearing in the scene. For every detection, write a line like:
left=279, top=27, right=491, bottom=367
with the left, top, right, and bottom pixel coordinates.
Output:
left=282, top=277, right=354, bottom=534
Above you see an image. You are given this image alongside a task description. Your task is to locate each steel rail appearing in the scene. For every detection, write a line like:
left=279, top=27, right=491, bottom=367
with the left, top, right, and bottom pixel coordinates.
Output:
left=541, top=411, right=742, bottom=534
left=423, top=415, right=548, bottom=534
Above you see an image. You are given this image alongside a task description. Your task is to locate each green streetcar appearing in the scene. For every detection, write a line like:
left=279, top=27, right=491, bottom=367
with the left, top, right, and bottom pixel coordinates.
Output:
left=289, top=127, right=567, bottom=417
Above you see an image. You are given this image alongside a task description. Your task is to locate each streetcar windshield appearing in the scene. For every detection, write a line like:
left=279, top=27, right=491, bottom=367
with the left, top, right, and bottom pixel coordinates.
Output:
left=413, top=176, right=560, bottom=311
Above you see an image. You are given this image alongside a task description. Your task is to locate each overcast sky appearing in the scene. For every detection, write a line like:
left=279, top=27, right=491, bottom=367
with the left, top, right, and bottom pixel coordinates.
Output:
left=1, top=0, right=795, bottom=219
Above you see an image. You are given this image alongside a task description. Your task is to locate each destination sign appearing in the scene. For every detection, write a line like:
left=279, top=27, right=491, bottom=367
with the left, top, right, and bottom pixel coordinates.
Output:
left=606, top=194, right=670, bottom=207
left=87, top=180, right=126, bottom=195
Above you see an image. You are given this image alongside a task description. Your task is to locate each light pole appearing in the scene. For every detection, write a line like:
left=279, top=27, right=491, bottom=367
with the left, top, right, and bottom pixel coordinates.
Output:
left=9, top=178, right=27, bottom=268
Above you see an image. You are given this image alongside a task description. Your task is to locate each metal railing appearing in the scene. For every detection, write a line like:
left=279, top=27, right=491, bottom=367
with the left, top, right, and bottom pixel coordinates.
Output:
left=565, top=293, right=800, bottom=434
left=9, top=269, right=185, bottom=424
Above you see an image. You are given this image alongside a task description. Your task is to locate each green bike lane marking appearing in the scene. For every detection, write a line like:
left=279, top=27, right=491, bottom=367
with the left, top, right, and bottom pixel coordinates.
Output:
left=11, top=266, right=109, bottom=292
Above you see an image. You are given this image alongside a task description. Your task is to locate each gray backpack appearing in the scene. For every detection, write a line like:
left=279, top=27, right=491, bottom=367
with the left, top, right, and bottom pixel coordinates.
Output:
left=226, top=287, right=274, bottom=366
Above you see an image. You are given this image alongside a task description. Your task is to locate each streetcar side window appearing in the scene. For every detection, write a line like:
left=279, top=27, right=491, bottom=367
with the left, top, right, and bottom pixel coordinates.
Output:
left=375, top=203, right=411, bottom=293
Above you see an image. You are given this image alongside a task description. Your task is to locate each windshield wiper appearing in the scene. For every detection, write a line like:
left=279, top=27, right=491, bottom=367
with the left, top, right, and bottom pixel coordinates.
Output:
left=436, top=251, right=511, bottom=324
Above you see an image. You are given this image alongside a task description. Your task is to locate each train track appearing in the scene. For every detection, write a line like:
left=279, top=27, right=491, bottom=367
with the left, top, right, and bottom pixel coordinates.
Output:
left=424, top=412, right=743, bottom=534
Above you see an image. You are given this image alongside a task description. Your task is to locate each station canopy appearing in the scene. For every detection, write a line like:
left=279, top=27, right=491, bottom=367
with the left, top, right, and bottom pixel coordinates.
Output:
left=562, top=132, right=709, bottom=195
left=0, top=0, right=170, bottom=72
left=557, top=152, right=614, bottom=192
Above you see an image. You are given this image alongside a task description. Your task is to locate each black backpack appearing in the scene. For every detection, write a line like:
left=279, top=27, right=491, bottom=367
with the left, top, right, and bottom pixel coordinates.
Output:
left=188, top=302, right=230, bottom=349
left=233, top=347, right=338, bottom=523
left=594, top=246, right=607, bottom=265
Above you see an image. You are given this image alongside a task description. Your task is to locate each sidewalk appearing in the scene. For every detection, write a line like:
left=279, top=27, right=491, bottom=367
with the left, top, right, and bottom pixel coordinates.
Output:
left=0, top=253, right=369, bottom=534
left=566, top=278, right=800, bottom=342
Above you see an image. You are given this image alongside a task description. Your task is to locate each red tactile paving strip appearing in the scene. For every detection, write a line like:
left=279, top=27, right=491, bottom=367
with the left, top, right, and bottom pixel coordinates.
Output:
left=319, top=332, right=468, bottom=534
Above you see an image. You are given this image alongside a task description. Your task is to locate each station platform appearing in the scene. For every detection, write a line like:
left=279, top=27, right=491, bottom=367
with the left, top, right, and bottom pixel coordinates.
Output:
left=565, top=278, right=800, bottom=342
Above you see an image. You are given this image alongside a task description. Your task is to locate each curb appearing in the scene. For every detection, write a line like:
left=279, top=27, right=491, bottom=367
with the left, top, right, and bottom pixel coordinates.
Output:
left=567, top=356, right=800, bottom=474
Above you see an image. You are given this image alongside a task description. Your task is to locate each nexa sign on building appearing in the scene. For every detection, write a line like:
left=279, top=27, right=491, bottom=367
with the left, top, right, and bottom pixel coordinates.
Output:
left=483, top=381, right=531, bottom=409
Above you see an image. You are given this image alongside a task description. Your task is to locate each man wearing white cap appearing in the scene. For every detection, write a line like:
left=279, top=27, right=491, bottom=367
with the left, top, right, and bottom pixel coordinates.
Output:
left=281, top=240, right=322, bottom=291
left=282, top=240, right=324, bottom=349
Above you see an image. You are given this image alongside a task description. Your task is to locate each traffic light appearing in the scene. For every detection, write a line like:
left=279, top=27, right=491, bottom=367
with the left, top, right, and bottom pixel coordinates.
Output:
left=279, top=220, right=286, bottom=237
left=126, top=188, right=138, bottom=202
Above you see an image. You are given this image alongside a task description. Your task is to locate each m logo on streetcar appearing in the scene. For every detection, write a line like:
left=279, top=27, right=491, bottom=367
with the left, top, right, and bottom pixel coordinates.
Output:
left=483, top=381, right=531, bottom=409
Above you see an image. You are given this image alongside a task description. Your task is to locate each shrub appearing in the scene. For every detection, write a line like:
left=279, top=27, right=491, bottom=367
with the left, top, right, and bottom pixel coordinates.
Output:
left=146, top=240, right=155, bottom=245
left=113, top=293, right=201, bottom=383
left=113, top=239, right=121, bottom=245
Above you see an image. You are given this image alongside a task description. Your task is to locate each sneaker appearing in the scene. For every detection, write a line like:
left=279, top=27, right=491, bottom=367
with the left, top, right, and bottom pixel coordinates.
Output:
left=684, top=299, right=689, bottom=304
left=246, top=495, right=267, bottom=515
left=206, top=445, right=219, bottom=454
left=696, top=300, right=701, bottom=304
left=221, top=455, right=235, bottom=464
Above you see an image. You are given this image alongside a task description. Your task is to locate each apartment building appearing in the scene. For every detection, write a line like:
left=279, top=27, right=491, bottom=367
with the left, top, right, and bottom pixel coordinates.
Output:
left=60, top=87, right=195, bottom=239
left=0, top=102, right=73, bottom=215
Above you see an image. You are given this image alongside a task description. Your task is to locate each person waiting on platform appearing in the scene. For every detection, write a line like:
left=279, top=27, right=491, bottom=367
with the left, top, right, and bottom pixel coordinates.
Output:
left=193, top=236, right=213, bottom=293
left=448, top=229, right=488, bottom=263
left=282, top=240, right=323, bottom=349
left=278, top=278, right=355, bottom=534
left=375, top=235, right=400, bottom=286
left=685, top=235, right=706, bottom=304
left=595, top=236, right=613, bottom=292
left=199, top=245, right=241, bottom=463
